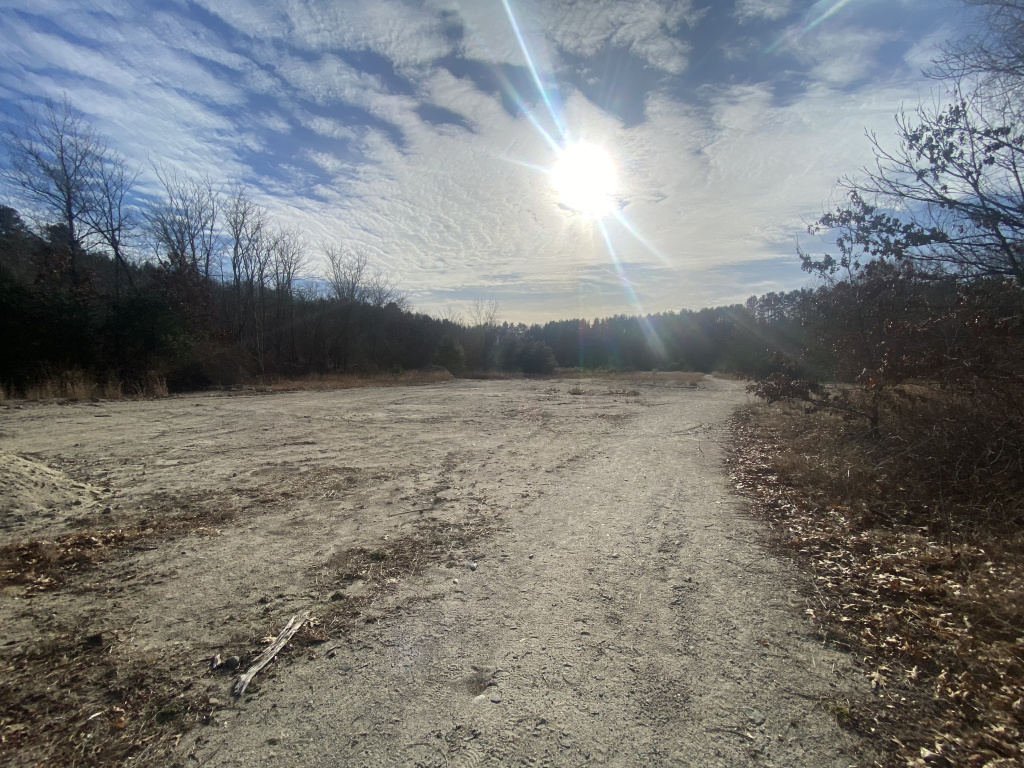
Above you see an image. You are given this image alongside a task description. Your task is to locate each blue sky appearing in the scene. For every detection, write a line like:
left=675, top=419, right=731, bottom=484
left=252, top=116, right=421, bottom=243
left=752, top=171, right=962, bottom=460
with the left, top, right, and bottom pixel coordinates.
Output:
left=0, top=0, right=970, bottom=322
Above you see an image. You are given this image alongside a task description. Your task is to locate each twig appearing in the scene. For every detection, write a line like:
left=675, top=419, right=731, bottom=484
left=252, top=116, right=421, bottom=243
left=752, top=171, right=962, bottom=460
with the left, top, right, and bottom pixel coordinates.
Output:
left=233, top=611, right=309, bottom=697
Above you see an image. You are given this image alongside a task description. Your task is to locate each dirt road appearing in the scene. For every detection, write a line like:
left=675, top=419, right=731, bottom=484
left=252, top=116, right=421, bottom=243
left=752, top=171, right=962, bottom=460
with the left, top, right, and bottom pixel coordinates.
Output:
left=0, top=378, right=873, bottom=767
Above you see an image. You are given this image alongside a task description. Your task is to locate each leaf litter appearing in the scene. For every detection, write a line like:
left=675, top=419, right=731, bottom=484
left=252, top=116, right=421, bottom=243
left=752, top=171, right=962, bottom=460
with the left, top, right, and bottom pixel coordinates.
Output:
left=729, top=404, right=1024, bottom=768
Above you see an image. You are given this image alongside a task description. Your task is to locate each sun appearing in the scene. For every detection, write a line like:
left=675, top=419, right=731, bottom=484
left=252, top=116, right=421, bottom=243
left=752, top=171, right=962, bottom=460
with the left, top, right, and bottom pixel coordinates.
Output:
left=552, top=142, right=617, bottom=218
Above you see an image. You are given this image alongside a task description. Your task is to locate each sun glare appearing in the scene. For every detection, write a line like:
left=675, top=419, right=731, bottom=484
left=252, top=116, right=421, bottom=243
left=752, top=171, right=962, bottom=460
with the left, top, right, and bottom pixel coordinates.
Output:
left=552, top=142, right=617, bottom=217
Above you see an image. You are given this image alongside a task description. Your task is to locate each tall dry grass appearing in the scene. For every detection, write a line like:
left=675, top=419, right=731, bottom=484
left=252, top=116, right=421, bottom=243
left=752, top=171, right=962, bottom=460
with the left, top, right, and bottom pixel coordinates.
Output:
left=253, top=368, right=453, bottom=392
left=557, top=368, right=705, bottom=387
left=18, top=371, right=169, bottom=402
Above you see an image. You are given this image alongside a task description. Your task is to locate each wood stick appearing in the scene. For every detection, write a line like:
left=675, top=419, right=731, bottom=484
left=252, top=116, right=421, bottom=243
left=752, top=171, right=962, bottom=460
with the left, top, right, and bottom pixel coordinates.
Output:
left=233, top=611, right=309, bottom=697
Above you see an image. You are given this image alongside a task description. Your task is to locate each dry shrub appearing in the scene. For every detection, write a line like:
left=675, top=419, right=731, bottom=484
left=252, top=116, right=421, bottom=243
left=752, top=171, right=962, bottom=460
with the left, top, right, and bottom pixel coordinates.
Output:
left=731, top=401, right=1024, bottom=767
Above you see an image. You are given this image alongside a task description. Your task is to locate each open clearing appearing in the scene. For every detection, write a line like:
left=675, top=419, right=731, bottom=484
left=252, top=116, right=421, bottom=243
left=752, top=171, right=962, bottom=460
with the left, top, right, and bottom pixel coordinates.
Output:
left=1, top=378, right=874, bottom=767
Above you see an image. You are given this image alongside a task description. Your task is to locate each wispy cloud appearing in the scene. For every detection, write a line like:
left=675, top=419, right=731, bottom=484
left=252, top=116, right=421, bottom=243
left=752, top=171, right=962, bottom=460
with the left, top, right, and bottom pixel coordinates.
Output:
left=0, top=0, right=965, bottom=322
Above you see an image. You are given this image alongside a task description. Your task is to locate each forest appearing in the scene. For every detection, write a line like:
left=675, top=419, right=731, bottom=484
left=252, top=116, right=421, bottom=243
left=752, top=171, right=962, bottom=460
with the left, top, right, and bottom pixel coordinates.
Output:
left=0, top=137, right=803, bottom=395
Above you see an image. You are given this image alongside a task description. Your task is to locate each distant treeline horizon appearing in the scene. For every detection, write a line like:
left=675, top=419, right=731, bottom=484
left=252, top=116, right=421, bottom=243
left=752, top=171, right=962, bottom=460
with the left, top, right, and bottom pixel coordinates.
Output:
left=0, top=199, right=808, bottom=393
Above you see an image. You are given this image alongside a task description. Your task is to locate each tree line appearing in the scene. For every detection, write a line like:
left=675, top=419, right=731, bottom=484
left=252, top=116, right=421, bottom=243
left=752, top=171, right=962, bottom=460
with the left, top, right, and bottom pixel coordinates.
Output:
left=0, top=95, right=801, bottom=392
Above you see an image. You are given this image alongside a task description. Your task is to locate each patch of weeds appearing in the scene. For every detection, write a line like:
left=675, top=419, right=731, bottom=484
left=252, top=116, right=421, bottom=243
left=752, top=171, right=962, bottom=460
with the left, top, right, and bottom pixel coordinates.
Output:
left=0, top=493, right=238, bottom=592
left=0, top=628, right=215, bottom=768
left=313, top=515, right=501, bottom=632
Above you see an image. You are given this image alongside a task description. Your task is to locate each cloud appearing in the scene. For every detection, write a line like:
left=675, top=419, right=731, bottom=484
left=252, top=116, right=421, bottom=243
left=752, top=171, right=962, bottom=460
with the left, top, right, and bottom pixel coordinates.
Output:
left=0, top=0, right=961, bottom=323
left=734, top=0, right=793, bottom=24
left=545, top=0, right=698, bottom=75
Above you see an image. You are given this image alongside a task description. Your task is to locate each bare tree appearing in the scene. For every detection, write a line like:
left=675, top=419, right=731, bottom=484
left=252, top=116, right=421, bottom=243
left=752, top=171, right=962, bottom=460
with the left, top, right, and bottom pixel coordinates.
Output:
left=1, top=95, right=105, bottom=283
left=146, top=166, right=220, bottom=279
left=468, top=297, right=500, bottom=327
left=806, top=1, right=1024, bottom=285
left=439, top=305, right=465, bottom=326
left=270, top=224, right=309, bottom=297
left=363, top=265, right=408, bottom=309
left=322, top=242, right=368, bottom=303
left=269, top=225, right=310, bottom=360
left=85, top=149, right=140, bottom=296
left=322, top=242, right=407, bottom=309
left=224, top=185, right=270, bottom=345
left=936, top=0, right=1024, bottom=106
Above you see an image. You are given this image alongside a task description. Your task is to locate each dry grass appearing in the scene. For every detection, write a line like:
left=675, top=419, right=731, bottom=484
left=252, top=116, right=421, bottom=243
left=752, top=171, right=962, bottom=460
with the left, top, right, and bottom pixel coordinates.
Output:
left=312, top=513, right=501, bottom=636
left=0, top=505, right=237, bottom=593
left=1, top=629, right=216, bottom=768
left=253, top=368, right=454, bottom=392
left=0, top=498, right=239, bottom=767
left=17, top=371, right=169, bottom=402
left=556, top=368, right=706, bottom=387
left=730, top=402, right=1024, bottom=768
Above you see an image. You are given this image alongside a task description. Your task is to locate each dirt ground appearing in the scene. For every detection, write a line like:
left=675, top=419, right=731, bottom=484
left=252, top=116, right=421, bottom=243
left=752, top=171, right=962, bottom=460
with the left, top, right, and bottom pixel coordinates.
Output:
left=0, top=377, right=876, bottom=767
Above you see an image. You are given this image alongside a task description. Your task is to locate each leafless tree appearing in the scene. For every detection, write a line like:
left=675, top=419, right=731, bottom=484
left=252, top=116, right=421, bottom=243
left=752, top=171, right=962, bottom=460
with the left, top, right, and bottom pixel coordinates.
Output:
left=1, top=95, right=106, bottom=282
left=468, top=297, right=500, bottom=327
left=438, top=305, right=465, bottom=326
left=809, top=0, right=1024, bottom=285
left=85, top=149, right=140, bottom=296
left=269, top=225, right=310, bottom=360
left=322, top=242, right=368, bottom=303
left=270, top=224, right=309, bottom=297
left=146, top=166, right=220, bottom=279
left=936, top=0, right=1024, bottom=106
left=322, top=242, right=407, bottom=309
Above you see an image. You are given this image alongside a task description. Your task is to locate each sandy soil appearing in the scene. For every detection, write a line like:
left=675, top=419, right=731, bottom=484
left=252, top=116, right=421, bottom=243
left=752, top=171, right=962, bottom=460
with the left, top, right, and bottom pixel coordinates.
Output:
left=0, top=378, right=874, bottom=767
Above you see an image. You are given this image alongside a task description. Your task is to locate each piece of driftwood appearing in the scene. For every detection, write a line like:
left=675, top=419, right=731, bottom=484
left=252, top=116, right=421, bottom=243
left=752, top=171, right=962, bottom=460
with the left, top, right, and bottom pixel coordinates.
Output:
left=232, top=611, right=309, bottom=697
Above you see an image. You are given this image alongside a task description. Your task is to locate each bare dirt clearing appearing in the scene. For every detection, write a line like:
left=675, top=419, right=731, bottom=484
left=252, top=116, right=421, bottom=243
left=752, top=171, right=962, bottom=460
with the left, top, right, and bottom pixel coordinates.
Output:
left=1, top=378, right=875, bottom=767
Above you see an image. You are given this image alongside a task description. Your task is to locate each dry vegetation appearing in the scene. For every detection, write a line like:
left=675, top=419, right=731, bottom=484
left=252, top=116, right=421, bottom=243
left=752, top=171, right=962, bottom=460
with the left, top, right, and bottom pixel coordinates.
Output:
left=556, top=368, right=706, bottom=387
left=249, top=368, right=453, bottom=392
left=0, top=482, right=498, bottom=768
left=0, top=505, right=237, bottom=768
left=16, top=370, right=169, bottom=402
left=730, top=398, right=1024, bottom=768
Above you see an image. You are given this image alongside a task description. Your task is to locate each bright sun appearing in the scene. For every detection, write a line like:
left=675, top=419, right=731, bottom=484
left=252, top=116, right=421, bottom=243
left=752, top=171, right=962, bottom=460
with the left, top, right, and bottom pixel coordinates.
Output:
left=552, top=142, right=617, bottom=218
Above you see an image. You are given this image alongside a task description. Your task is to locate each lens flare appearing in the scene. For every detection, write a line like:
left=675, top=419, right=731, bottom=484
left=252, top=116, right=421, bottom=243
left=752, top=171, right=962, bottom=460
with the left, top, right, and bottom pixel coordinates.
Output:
left=552, top=142, right=617, bottom=217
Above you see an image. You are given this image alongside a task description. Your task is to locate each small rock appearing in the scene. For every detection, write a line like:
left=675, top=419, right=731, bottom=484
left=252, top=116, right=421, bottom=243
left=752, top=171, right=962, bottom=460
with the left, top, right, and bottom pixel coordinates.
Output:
left=210, top=654, right=222, bottom=671
left=473, top=694, right=489, bottom=705
left=469, top=562, right=478, bottom=571
left=489, top=692, right=503, bottom=704
left=208, top=697, right=226, bottom=708
left=453, top=578, right=459, bottom=584
left=222, top=656, right=240, bottom=671
left=746, top=708, right=766, bottom=726
left=102, top=507, right=112, bottom=514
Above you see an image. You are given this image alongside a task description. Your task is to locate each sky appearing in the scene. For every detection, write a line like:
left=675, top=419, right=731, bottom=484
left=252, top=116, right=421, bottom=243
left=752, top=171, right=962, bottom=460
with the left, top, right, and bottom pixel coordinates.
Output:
left=0, top=0, right=974, bottom=323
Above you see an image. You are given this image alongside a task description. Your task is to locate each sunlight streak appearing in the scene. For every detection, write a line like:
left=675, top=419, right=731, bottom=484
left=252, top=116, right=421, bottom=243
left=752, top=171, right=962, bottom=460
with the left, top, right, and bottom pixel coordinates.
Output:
left=502, top=0, right=567, bottom=139
left=766, top=0, right=861, bottom=53
left=495, top=0, right=670, bottom=315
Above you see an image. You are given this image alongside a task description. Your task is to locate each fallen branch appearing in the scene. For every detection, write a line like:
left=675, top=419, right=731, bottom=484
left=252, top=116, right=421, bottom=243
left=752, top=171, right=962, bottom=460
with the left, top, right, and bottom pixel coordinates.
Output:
left=233, top=611, right=310, bottom=697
